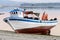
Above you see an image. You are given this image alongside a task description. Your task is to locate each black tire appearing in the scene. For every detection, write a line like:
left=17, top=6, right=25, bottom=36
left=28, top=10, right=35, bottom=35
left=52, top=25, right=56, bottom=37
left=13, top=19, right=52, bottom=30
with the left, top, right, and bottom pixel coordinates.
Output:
left=34, top=18, right=39, bottom=20
left=24, top=16, right=28, bottom=18
left=4, top=20, right=8, bottom=22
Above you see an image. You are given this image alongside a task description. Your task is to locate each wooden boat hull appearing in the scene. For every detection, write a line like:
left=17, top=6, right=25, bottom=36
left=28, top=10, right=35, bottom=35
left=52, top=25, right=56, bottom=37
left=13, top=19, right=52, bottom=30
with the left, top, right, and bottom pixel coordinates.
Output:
left=4, top=18, right=57, bottom=35
left=15, top=26, right=54, bottom=35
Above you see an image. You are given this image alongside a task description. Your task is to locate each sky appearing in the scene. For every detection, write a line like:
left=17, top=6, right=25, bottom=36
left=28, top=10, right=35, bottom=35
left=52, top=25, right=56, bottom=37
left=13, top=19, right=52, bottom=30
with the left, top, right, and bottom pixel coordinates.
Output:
left=10, top=0, right=60, bottom=3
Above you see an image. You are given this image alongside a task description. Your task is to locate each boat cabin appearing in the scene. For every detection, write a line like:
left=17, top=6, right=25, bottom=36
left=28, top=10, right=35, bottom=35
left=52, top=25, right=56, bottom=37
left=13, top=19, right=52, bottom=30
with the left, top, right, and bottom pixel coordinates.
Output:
left=24, top=11, right=40, bottom=20
left=10, top=9, right=24, bottom=19
left=10, top=9, right=40, bottom=20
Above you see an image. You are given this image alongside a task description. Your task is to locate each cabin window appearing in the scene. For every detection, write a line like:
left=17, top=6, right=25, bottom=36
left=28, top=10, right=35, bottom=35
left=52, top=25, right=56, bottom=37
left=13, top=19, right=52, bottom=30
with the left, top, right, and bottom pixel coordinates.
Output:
left=12, top=12, right=13, bottom=14
left=11, top=12, right=13, bottom=14
left=14, top=12, right=15, bottom=14
left=16, top=12, right=17, bottom=14
left=10, top=12, right=12, bottom=14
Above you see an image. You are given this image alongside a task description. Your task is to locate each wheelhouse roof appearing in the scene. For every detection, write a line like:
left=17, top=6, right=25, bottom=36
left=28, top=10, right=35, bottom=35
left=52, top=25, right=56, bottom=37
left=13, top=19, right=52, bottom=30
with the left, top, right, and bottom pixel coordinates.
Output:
left=10, top=8, right=24, bottom=12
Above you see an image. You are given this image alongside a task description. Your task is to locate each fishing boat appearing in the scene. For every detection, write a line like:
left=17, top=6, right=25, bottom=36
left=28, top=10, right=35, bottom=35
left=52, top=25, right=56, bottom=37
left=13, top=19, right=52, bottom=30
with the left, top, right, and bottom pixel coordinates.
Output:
left=4, top=8, right=58, bottom=35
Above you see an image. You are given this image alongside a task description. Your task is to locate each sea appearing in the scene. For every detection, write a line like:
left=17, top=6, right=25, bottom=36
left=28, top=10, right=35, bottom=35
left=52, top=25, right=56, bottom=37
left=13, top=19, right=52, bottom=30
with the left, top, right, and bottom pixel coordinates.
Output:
left=0, top=4, right=60, bottom=36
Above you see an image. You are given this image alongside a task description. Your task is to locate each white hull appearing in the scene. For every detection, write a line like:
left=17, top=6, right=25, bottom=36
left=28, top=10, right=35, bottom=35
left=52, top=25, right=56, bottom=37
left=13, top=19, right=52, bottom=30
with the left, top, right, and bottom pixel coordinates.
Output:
left=7, top=20, right=57, bottom=30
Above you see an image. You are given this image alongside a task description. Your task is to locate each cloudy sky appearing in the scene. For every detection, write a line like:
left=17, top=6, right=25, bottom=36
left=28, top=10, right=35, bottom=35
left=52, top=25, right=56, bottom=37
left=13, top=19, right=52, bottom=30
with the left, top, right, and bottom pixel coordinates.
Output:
left=11, top=0, right=60, bottom=3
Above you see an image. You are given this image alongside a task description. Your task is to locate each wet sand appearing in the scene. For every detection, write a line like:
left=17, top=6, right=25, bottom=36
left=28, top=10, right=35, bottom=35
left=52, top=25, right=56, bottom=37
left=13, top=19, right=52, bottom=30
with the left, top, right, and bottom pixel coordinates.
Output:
left=0, top=30, right=60, bottom=40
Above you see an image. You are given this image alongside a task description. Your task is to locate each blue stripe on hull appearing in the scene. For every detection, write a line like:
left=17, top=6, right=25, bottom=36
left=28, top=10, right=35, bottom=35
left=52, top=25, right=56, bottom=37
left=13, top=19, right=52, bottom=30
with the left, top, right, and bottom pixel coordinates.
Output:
left=9, top=19, right=40, bottom=23
left=9, top=19, right=57, bottom=23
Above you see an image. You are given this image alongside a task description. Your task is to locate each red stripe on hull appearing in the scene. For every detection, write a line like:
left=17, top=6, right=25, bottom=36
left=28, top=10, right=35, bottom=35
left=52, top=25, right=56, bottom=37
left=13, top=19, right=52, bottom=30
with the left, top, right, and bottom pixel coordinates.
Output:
left=15, top=26, right=54, bottom=35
